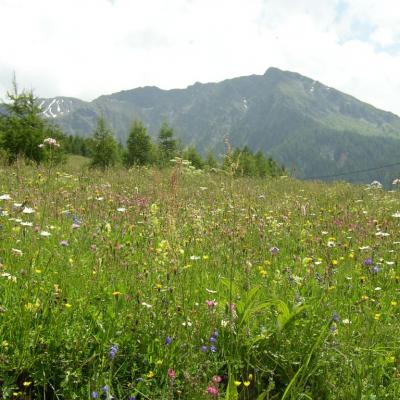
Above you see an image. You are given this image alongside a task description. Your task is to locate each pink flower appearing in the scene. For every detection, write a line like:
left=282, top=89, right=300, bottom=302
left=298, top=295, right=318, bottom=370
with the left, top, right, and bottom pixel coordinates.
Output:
left=212, top=375, right=222, bottom=384
left=207, top=386, right=219, bottom=396
left=206, top=300, right=217, bottom=309
left=167, top=368, right=176, bottom=379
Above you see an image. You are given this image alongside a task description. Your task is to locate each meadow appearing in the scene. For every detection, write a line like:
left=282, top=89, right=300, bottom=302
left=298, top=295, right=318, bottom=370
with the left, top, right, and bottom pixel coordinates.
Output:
left=1, top=157, right=400, bottom=399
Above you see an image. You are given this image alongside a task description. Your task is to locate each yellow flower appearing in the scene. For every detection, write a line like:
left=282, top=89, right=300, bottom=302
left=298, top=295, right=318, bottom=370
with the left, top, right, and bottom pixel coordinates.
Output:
left=234, top=381, right=242, bottom=387
left=147, top=371, right=154, bottom=379
left=155, top=283, right=162, bottom=290
left=331, top=260, right=338, bottom=266
left=259, top=269, right=267, bottom=278
left=244, top=381, right=251, bottom=387
left=391, top=301, right=398, bottom=306
left=23, top=382, right=32, bottom=387
left=248, top=374, right=253, bottom=380
left=64, top=303, right=72, bottom=308
left=374, top=313, right=381, bottom=320
left=112, top=291, right=122, bottom=296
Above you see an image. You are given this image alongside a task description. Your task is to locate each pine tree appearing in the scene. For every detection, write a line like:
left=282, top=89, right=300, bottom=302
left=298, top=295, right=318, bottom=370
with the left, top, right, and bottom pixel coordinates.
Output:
left=125, top=120, right=153, bottom=166
left=205, top=150, right=218, bottom=169
left=183, top=145, right=204, bottom=169
left=158, top=121, right=177, bottom=166
left=0, top=78, right=63, bottom=163
left=90, top=116, right=118, bottom=170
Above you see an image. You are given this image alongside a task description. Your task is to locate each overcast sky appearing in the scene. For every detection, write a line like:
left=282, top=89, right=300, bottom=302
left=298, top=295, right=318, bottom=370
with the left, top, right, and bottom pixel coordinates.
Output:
left=1, top=0, right=400, bottom=114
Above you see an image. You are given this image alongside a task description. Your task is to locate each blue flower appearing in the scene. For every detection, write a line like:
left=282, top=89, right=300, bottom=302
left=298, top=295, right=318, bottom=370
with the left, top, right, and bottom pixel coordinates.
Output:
left=364, top=258, right=373, bottom=266
left=201, top=345, right=207, bottom=352
left=91, top=391, right=99, bottom=399
left=102, top=385, right=109, bottom=393
left=165, top=336, right=172, bottom=345
left=109, top=344, right=118, bottom=360
left=209, top=345, right=217, bottom=353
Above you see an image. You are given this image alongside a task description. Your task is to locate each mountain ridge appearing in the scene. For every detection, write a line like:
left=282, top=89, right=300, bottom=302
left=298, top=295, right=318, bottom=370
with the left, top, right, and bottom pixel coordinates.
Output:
left=37, top=67, right=400, bottom=185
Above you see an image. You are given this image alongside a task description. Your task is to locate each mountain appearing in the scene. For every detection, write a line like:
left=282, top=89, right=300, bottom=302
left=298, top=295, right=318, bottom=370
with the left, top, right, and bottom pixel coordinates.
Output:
left=39, top=68, right=400, bottom=185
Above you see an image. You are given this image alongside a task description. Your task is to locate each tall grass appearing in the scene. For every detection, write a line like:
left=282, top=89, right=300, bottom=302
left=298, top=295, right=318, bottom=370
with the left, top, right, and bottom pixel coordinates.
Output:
left=1, top=161, right=400, bottom=399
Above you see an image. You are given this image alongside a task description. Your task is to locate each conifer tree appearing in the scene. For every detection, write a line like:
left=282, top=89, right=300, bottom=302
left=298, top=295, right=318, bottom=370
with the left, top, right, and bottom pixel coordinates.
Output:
left=125, top=120, right=153, bottom=166
left=90, top=116, right=118, bottom=170
left=158, top=121, right=177, bottom=165
left=0, top=78, right=63, bottom=163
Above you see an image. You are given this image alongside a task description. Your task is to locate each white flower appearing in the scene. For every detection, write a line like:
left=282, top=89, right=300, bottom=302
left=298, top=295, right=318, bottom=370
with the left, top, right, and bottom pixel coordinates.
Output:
left=117, top=207, right=126, bottom=212
left=1, top=272, right=17, bottom=282
left=11, top=248, right=23, bottom=256
left=141, top=302, right=152, bottom=308
left=190, top=255, right=200, bottom=260
left=327, top=240, right=336, bottom=248
left=20, top=221, right=33, bottom=227
left=40, top=231, right=51, bottom=237
left=0, top=194, right=11, bottom=200
left=342, top=319, right=351, bottom=324
left=368, top=181, right=383, bottom=189
left=22, top=207, right=35, bottom=214
left=206, top=288, right=217, bottom=294
left=392, top=211, right=400, bottom=218
left=359, top=246, right=371, bottom=251
left=376, top=231, right=390, bottom=237
left=42, top=137, right=60, bottom=147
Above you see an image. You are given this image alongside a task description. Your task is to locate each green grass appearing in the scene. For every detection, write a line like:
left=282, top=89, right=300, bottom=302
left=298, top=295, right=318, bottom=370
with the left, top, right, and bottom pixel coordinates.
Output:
left=1, top=161, right=400, bottom=399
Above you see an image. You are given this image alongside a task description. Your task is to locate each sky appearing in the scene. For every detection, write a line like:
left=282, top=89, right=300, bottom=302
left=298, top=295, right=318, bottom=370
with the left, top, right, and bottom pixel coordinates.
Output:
left=1, top=0, right=400, bottom=114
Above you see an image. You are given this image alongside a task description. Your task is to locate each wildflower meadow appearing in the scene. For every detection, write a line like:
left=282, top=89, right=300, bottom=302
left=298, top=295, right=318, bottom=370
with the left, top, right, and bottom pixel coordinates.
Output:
left=1, top=157, right=400, bottom=399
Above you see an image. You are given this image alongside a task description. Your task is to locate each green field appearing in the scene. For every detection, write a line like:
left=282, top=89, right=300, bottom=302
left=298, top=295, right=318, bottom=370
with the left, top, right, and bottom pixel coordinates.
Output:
left=1, top=161, right=400, bottom=399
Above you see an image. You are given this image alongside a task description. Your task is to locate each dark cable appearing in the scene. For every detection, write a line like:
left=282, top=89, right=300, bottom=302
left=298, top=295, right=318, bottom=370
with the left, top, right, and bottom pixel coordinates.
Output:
left=305, top=161, right=400, bottom=180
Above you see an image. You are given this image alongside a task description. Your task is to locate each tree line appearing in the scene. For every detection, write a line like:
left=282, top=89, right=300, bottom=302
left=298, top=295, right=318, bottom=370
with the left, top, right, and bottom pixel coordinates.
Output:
left=0, top=82, right=284, bottom=177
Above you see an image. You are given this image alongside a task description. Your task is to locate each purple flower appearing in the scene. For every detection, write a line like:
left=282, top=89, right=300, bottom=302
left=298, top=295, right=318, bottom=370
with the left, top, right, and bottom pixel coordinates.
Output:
left=102, top=386, right=109, bottom=393
left=165, top=336, right=172, bottom=345
left=364, top=258, right=373, bottom=266
left=209, top=336, right=217, bottom=344
left=109, top=344, right=118, bottom=360
left=209, top=345, right=217, bottom=352
left=373, top=265, right=380, bottom=274
left=270, top=246, right=279, bottom=255
left=332, top=312, right=340, bottom=323
left=91, top=391, right=99, bottom=399
left=201, top=345, right=207, bottom=352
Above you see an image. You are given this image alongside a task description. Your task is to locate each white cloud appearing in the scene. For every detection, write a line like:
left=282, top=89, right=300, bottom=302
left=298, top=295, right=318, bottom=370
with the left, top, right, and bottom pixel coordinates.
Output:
left=1, top=0, right=400, bottom=115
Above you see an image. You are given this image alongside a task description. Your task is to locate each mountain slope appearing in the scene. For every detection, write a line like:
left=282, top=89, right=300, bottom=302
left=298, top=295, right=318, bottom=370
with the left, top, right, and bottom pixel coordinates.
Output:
left=38, top=68, right=400, bottom=185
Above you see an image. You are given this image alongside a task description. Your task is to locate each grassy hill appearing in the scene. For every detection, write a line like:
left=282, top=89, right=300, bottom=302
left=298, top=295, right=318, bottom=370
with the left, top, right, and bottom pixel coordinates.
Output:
left=1, top=163, right=400, bottom=398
